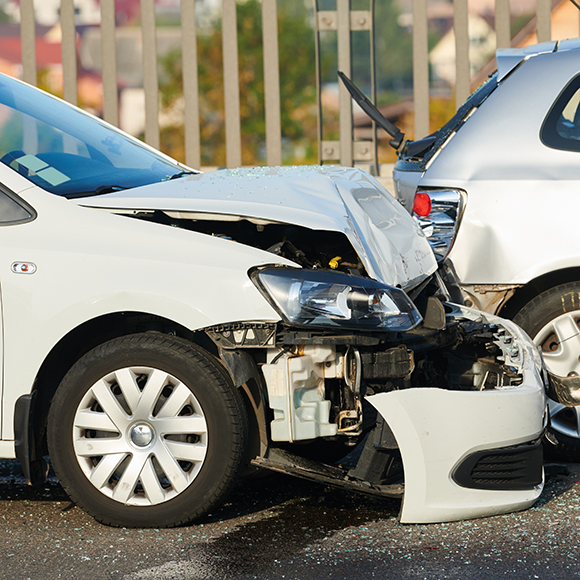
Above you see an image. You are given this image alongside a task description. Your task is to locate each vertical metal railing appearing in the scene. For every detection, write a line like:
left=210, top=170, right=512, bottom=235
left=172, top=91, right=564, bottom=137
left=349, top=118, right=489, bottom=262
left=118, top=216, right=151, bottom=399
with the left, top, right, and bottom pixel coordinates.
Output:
left=16, top=0, right=562, bottom=169
left=495, top=0, right=511, bottom=50
left=181, top=0, right=201, bottom=169
left=453, top=0, right=470, bottom=108
left=537, top=0, right=552, bottom=43
left=222, top=0, right=242, bottom=168
left=100, top=0, right=118, bottom=126
left=20, top=0, right=36, bottom=86
left=412, top=0, right=429, bottom=140
left=141, top=0, right=160, bottom=150
left=262, top=0, right=282, bottom=167
left=315, top=1, right=376, bottom=169
left=61, top=0, right=77, bottom=105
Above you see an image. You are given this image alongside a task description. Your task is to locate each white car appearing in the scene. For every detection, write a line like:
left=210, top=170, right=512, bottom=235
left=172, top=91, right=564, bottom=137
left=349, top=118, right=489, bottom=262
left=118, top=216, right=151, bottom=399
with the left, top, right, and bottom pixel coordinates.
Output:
left=0, top=73, right=549, bottom=527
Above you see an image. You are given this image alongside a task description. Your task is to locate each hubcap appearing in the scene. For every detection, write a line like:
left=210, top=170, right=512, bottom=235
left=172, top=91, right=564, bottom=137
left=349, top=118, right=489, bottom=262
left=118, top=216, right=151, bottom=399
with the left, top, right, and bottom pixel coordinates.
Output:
left=534, top=311, right=580, bottom=439
left=73, top=366, right=208, bottom=506
left=130, top=423, right=154, bottom=447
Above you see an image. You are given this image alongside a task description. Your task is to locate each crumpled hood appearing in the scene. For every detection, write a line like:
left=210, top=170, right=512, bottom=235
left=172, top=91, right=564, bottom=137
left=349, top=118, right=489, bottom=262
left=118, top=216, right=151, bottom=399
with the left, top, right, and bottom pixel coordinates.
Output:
left=77, top=166, right=436, bottom=289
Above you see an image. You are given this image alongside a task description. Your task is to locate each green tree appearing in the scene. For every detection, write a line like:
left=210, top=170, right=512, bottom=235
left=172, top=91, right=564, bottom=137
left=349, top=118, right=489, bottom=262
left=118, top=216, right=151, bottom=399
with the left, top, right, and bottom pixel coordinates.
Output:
left=159, top=0, right=318, bottom=166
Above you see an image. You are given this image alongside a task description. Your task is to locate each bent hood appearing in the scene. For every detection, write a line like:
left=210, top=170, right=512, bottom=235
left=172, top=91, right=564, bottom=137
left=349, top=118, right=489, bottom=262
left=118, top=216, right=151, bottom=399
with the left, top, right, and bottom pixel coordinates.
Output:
left=76, top=165, right=436, bottom=289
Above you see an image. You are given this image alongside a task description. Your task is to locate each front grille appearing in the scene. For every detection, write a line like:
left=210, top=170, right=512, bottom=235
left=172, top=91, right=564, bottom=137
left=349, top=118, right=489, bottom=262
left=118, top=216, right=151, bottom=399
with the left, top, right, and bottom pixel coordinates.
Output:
left=452, top=439, right=543, bottom=491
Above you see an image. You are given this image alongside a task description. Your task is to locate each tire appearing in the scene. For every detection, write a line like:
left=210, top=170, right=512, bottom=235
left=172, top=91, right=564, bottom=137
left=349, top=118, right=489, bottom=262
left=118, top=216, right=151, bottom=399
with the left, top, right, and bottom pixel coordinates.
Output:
left=514, top=282, right=580, bottom=461
left=47, top=333, right=248, bottom=527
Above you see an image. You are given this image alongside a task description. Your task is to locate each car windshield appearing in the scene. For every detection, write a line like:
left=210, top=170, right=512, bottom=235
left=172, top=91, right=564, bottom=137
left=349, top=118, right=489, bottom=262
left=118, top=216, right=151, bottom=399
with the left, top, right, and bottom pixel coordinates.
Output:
left=0, top=74, right=184, bottom=197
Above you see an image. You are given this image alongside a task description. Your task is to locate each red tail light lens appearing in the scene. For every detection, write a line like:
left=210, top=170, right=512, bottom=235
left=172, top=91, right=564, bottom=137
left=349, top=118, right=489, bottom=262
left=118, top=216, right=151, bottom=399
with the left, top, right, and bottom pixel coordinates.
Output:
left=413, top=192, right=432, bottom=217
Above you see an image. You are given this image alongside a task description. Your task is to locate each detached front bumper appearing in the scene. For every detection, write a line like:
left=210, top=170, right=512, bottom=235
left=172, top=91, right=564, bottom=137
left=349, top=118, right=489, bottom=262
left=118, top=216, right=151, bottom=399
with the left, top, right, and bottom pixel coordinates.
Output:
left=368, top=313, right=547, bottom=524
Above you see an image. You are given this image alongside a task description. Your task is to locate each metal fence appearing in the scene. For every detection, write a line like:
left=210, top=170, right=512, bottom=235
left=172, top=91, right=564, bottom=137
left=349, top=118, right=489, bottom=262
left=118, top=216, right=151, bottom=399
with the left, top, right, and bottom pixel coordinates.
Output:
left=17, top=0, right=556, bottom=171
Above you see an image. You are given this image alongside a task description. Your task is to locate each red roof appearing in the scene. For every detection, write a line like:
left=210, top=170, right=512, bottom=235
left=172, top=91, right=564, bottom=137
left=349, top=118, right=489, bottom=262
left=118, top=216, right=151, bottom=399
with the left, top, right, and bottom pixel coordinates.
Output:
left=0, top=37, right=63, bottom=67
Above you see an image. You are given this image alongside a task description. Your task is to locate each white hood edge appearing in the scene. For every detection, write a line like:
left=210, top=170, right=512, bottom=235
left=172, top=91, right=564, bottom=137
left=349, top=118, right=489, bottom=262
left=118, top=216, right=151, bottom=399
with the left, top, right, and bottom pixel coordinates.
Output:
left=76, top=165, right=437, bottom=289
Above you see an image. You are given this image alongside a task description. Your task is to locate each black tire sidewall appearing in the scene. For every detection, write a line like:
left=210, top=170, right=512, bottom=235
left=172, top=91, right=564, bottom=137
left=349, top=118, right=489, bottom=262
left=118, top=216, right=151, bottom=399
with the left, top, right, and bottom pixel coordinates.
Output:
left=48, top=333, right=247, bottom=527
left=514, top=282, right=580, bottom=461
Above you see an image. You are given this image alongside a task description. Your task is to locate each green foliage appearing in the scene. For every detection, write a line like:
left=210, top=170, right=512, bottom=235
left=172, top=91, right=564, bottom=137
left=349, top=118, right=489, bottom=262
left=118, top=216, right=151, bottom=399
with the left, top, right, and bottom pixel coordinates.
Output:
left=158, top=0, right=317, bottom=166
left=157, top=0, right=419, bottom=167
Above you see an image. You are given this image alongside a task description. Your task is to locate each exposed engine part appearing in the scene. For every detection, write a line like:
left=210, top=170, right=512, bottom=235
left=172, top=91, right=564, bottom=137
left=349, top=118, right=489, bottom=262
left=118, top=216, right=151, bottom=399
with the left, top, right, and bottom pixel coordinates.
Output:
left=261, top=345, right=343, bottom=442
left=218, top=316, right=529, bottom=446
left=344, top=346, right=362, bottom=393
left=360, top=346, right=414, bottom=380
left=337, top=403, right=362, bottom=435
left=282, top=331, right=380, bottom=346
left=128, top=211, right=366, bottom=275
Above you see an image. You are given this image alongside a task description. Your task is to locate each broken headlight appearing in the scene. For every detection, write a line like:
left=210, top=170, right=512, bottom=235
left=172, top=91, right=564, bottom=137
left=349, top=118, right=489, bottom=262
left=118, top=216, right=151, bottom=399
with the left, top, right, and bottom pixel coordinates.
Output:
left=251, top=267, right=422, bottom=331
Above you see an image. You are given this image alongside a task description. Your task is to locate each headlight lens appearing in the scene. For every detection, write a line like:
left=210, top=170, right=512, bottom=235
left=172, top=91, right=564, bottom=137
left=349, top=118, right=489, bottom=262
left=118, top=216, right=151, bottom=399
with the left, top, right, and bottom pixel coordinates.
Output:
left=252, top=268, right=422, bottom=331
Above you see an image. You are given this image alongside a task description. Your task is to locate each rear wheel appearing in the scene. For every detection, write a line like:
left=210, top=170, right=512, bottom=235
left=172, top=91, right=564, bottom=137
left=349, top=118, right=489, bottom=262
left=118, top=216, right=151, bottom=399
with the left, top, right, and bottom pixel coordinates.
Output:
left=48, top=333, right=248, bottom=527
left=514, top=282, right=580, bottom=461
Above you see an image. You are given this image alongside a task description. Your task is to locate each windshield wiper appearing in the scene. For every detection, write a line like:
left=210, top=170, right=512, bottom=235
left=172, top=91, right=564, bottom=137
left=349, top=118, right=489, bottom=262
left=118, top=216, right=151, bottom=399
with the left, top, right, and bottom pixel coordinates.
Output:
left=167, top=170, right=198, bottom=180
left=338, top=71, right=406, bottom=150
left=64, top=185, right=128, bottom=199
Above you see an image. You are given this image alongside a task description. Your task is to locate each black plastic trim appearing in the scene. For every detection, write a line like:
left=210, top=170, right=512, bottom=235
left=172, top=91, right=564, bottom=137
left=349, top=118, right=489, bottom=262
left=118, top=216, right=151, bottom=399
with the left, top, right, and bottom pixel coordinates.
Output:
left=452, top=438, right=543, bottom=491
left=0, top=184, right=37, bottom=226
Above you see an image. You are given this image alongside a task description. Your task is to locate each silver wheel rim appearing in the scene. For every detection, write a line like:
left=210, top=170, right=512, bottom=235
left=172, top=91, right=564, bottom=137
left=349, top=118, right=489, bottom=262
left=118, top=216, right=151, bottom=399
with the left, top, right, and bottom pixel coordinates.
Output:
left=73, top=366, right=208, bottom=506
left=534, top=311, right=580, bottom=440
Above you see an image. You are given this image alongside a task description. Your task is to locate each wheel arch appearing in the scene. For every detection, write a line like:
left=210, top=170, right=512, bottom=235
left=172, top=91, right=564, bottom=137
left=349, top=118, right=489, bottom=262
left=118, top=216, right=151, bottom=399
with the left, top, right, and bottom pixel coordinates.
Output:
left=499, top=267, right=580, bottom=320
left=16, top=311, right=262, bottom=485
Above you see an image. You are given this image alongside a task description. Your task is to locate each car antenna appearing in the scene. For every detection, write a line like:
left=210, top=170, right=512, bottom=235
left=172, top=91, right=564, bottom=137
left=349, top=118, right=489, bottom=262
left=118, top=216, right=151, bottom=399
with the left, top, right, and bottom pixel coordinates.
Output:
left=570, top=0, right=580, bottom=10
left=338, top=70, right=405, bottom=151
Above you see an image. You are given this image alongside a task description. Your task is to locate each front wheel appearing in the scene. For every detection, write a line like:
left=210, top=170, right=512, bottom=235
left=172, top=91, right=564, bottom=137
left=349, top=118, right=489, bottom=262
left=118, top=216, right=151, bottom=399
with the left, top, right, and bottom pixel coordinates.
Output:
left=514, top=282, right=580, bottom=461
left=48, top=333, right=248, bottom=527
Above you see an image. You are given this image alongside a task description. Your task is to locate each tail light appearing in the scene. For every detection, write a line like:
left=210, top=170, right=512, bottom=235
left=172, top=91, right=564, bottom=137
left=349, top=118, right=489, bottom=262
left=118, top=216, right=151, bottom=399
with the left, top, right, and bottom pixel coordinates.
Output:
left=412, top=188, right=466, bottom=261
left=412, top=192, right=432, bottom=216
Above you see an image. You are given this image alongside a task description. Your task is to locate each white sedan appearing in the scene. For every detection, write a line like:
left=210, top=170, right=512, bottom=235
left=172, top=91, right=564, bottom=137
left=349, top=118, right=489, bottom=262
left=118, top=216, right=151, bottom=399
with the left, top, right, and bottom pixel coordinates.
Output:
left=0, top=72, right=548, bottom=527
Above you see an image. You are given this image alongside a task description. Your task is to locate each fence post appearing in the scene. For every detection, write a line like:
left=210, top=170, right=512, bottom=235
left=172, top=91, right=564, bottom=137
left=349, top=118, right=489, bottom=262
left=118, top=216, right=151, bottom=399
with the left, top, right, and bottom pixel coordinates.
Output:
left=61, top=0, right=77, bottom=105
left=20, top=0, right=36, bottom=86
left=454, top=0, right=470, bottom=108
left=141, top=0, right=160, bottom=149
left=337, top=0, right=353, bottom=167
left=100, top=0, right=119, bottom=126
left=181, top=0, right=201, bottom=168
left=262, top=0, right=282, bottom=167
left=536, top=0, right=551, bottom=43
left=495, top=0, right=511, bottom=50
left=412, top=0, right=429, bottom=139
left=222, top=0, right=242, bottom=168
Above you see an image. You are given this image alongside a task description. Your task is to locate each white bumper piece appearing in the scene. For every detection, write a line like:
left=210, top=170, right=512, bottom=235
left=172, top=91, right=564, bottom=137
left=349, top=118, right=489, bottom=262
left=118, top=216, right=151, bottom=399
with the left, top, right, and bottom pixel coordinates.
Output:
left=368, top=314, right=547, bottom=524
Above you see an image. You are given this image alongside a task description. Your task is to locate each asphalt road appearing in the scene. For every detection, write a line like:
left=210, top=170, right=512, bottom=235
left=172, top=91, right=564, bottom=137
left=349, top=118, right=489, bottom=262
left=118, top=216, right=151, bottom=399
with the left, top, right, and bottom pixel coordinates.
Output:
left=0, top=458, right=579, bottom=580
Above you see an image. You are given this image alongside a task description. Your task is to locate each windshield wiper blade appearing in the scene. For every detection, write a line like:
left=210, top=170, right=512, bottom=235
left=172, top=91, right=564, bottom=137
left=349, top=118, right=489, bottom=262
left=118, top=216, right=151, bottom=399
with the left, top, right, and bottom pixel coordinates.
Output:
left=167, top=170, right=198, bottom=180
left=338, top=71, right=405, bottom=150
left=64, top=185, right=127, bottom=199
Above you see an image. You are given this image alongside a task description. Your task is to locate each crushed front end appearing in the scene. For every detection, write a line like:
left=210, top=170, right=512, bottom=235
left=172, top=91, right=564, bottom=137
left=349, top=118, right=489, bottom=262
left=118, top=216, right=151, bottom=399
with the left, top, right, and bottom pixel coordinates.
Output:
left=206, top=270, right=547, bottom=524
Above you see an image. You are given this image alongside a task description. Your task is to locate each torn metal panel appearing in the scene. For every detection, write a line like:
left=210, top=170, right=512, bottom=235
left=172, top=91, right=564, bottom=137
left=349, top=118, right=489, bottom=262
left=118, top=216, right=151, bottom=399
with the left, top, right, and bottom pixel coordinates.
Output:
left=461, top=284, right=521, bottom=315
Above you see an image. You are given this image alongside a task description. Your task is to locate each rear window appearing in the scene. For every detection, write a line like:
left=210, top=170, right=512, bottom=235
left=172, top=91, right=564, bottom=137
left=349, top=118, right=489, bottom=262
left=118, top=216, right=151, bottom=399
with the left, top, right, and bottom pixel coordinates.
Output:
left=541, top=74, right=580, bottom=151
